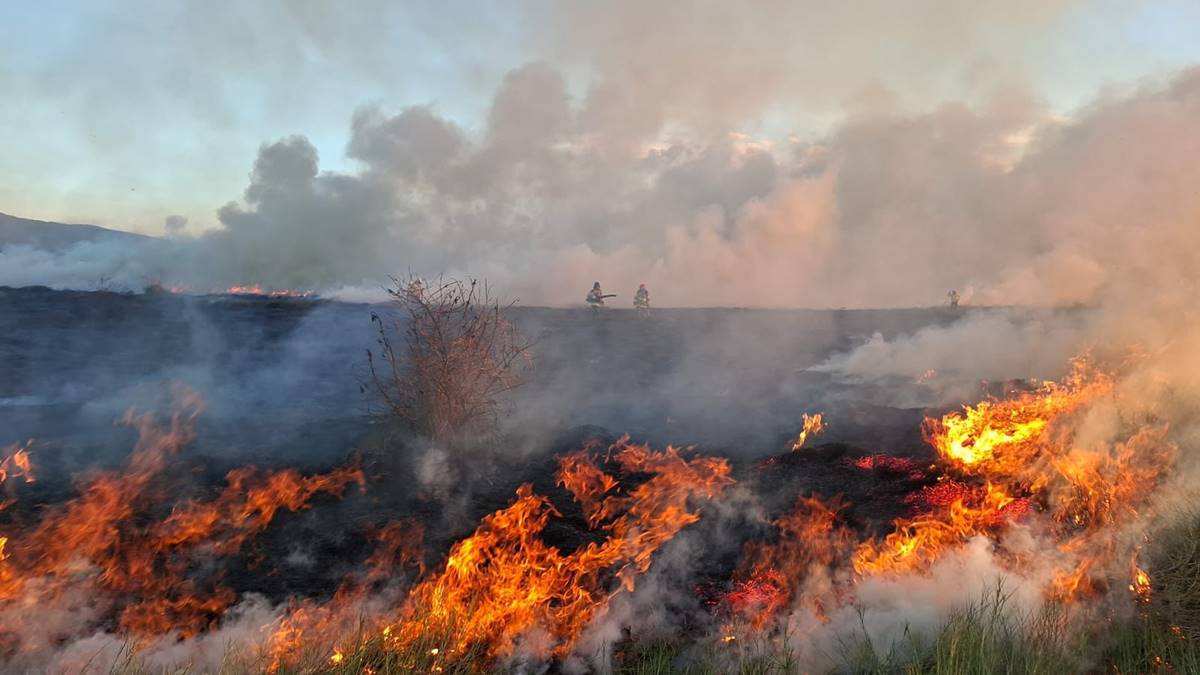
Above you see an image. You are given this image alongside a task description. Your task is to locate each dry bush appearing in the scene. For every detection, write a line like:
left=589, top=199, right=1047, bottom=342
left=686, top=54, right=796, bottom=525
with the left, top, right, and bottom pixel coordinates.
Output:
left=368, top=276, right=533, bottom=446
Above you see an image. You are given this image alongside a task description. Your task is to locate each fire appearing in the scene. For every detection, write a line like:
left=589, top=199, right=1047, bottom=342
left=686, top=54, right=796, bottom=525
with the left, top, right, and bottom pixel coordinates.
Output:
left=923, top=359, right=1113, bottom=468
left=854, top=483, right=1021, bottom=576
left=0, top=442, right=34, bottom=485
left=369, top=438, right=732, bottom=662
left=1130, top=554, right=1152, bottom=604
left=791, top=412, right=826, bottom=450
left=224, top=285, right=314, bottom=297
left=853, top=355, right=1175, bottom=612
left=725, top=495, right=853, bottom=630
left=265, top=519, right=426, bottom=670
left=0, top=388, right=366, bottom=651
left=0, top=353, right=1176, bottom=668
left=851, top=453, right=923, bottom=477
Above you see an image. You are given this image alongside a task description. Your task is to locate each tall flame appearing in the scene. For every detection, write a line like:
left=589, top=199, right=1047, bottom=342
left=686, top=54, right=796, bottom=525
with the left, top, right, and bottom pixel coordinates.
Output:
left=791, top=413, right=826, bottom=451
left=366, top=438, right=733, bottom=664
left=853, top=356, right=1174, bottom=608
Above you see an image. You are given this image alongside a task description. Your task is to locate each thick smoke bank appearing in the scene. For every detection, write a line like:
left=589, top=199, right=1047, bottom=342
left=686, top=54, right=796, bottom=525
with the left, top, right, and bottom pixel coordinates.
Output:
left=4, top=64, right=1200, bottom=313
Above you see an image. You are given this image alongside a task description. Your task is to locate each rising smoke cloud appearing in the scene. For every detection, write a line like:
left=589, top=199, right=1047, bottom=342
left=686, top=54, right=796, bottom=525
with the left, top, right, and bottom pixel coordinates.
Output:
left=2, top=1, right=1198, bottom=314
left=4, top=62, right=1198, bottom=314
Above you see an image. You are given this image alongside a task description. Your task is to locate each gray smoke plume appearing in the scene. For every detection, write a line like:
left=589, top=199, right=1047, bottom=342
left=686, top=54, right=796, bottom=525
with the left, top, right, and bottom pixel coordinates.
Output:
left=5, top=63, right=1199, bottom=316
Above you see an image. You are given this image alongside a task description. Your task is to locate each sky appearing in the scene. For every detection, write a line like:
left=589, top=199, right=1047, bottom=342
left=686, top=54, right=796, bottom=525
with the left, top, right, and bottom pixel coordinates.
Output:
left=3, top=0, right=1200, bottom=237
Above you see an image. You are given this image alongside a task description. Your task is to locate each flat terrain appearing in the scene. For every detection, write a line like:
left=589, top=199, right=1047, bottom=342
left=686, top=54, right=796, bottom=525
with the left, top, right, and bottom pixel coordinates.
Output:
left=0, top=286, right=970, bottom=463
left=0, top=286, right=982, bottom=605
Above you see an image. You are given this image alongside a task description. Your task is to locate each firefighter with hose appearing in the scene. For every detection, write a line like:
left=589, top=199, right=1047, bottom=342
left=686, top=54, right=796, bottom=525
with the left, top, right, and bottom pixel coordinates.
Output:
left=586, top=282, right=616, bottom=314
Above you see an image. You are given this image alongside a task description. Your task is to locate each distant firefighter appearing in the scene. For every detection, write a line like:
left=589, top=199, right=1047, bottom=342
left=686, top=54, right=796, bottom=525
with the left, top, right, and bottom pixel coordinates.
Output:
left=586, top=282, right=615, bottom=313
left=947, top=289, right=960, bottom=309
left=633, top=283, right=650, bottom=317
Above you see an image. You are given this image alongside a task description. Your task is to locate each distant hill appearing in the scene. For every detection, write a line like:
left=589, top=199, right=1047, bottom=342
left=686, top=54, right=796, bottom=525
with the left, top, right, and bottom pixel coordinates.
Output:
left=0, top=211, right=155, bottom=252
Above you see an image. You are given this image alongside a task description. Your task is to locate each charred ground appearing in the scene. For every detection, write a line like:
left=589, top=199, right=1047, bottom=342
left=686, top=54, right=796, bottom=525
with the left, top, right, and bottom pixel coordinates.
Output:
left=0, top=286, right=1088, bottom=671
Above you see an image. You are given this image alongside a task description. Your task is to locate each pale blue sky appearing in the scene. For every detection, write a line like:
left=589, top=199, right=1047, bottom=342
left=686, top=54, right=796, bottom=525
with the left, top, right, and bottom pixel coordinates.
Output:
left=2, top=0, right=1199, bottom=235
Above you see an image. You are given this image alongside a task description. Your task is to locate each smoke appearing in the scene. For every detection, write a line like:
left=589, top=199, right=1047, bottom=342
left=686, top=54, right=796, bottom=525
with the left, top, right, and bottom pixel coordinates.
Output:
left=163, top=215, right=188, bottom=237
left=793, top=537, right=1044, bottom=670
left=3, top=52, right=1198, bottom=314
left=813, top=308, right=1098, bottom=406
left=36, top=598, right=280, bottom=674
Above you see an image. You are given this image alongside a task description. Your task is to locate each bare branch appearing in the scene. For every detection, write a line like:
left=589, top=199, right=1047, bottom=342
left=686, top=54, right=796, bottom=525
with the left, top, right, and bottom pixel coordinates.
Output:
left=367, top=274, right=535, bottom=446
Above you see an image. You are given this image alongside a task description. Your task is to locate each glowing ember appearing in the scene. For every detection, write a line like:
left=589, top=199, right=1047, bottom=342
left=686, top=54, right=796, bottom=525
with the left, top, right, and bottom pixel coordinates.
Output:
left=903, top=479, right=975, bottom=509
left=224, top=285, right=315, bottom=297
left=854, top=483, right=1020, bottom=576
left=850, top=454, right=921, bottom=475
left=725, top=495, right=853, bottom=630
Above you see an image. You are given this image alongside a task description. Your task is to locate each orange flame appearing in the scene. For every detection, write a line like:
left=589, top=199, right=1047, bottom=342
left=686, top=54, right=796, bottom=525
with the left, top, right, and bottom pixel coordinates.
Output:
left=0, top=388, right=365, bottom=645
left=923, top=360, right=1113, bottom=468
left=727, top=495, right=853, bottom=630
left=854, top=356, right=1174, bottom=602
left=368, top=438, right=733, bottom=662
left=0, top=442, right=35, bottom=485
left=791, top=413, right=826, bottom=451
left=0, top=353, right=1177, bottom=667
left=225, top=285, right=314, bottom=297
left=267, top=520, right=426, bottom=670
left=854, top=483, right=1019, bottom=576
left=1130, top=553, right=1152, bottom=604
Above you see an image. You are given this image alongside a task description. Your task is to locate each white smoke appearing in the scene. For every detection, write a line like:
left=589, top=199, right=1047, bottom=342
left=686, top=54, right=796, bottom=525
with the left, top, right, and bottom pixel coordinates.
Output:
left=5, top=62, right=1200, bottom=311
left=813, top=309, right=1097, bottom=404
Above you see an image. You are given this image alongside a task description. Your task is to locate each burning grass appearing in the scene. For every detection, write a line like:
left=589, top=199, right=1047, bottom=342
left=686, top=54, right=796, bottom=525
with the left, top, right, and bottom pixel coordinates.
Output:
left=1, top=353, right=1195, bottom=673
left=0, top=388, right=367, bottom=666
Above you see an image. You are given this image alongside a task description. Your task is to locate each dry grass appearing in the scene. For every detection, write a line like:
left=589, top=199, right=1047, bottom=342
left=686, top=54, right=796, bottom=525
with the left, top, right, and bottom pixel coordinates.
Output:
left=368, top=276, right=533, bottom=447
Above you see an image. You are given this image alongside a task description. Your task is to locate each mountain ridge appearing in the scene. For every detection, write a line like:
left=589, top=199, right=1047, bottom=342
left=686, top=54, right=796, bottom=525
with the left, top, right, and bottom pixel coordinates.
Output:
left=0, top=211, right=155, bottom=252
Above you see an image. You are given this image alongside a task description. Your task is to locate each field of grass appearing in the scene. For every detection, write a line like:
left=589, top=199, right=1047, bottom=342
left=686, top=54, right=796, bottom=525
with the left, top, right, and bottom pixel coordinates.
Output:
left=261, top=604, right=1194, bottom=675
left=102, top=506, right=1200, bottom=674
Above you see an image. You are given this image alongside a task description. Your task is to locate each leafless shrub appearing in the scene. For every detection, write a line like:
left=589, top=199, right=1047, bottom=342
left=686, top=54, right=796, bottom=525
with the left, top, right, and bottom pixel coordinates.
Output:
left=368, top=275, right=534, bottom=446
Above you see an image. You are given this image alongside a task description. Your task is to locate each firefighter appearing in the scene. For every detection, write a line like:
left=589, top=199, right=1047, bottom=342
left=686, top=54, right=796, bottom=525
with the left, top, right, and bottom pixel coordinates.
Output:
left=587, top=282, right=615, bottom=313
left=947, top=289, right=960, bottom=309
left=633, top=283, right=650, bottom=317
